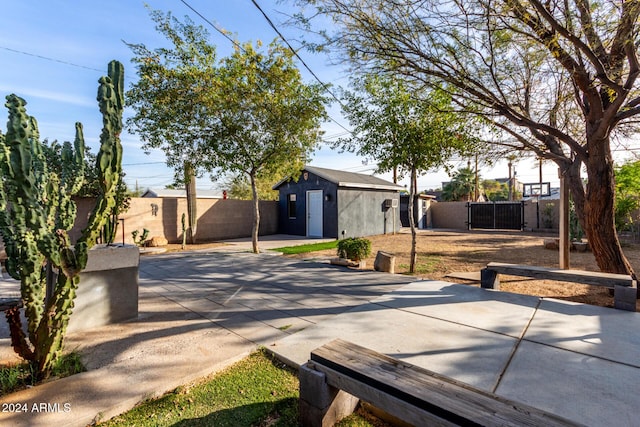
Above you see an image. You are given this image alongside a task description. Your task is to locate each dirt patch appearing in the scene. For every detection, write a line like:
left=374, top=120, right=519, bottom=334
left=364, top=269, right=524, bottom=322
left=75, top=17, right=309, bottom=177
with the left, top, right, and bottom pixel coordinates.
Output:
left=285, top=230, right=640, bottom=310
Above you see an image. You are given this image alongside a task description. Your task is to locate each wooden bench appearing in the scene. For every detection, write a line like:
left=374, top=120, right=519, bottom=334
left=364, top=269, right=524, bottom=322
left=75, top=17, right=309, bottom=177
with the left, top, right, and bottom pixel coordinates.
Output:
left=299, top=339, right=580, bottom=427
left=481, top=262, right=637, bottom=311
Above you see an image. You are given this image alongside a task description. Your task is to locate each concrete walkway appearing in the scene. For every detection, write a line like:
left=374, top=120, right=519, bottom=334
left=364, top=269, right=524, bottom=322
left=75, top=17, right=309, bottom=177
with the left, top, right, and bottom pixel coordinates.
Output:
left=0, top=244, right=413, bottom=426
left=0, top=237, right=639, bottom=426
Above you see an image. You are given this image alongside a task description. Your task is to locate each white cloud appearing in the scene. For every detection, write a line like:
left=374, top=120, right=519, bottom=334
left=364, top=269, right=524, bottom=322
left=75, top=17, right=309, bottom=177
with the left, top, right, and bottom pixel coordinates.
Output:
left=0, top=85, right=94, bottom=108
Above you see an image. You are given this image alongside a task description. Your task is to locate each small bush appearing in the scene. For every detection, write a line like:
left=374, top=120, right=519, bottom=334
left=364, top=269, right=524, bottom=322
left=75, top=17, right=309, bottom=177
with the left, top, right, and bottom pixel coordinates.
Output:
left=337, top=237, right=372, bottom=261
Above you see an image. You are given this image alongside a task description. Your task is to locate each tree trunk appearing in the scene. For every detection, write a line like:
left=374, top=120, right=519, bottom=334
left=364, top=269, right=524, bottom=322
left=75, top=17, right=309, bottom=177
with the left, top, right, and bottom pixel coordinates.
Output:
left=581, top=139, right=635, bottom=278
left=408, top=167, right=417, bottom=273
left=564, top=159, right=586, bottom=228
left=184, top=161, right=197, bottom=244
left=250, top=172, right=260, bottom=254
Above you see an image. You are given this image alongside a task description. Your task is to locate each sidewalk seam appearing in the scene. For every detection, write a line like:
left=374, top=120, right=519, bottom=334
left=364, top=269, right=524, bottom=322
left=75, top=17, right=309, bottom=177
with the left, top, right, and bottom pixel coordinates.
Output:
left=491, top=297, right=542, bottom=393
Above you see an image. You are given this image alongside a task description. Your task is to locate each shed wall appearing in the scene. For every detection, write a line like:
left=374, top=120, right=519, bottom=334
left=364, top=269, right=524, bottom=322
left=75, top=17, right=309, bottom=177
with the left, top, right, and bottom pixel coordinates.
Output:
left=337, top=188, right=400, bottom=238
left=277, top=172, right=338, bottom=237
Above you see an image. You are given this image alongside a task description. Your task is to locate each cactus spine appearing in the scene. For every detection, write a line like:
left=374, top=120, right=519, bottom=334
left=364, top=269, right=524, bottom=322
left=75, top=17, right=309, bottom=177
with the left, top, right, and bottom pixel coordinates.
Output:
left=0, top=60, right=125, bottom=379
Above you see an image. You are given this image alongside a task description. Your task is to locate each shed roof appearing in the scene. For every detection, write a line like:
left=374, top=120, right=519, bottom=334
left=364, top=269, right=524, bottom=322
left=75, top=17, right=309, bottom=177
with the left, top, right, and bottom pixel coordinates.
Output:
left=273, top=166, right=403, bottom=191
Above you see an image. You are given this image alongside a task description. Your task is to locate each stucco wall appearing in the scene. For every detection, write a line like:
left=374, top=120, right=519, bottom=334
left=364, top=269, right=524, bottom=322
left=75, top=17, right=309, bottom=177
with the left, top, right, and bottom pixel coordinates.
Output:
left=337, top=188, right=400, bottom=238
left=71, top=197, right=278, bottom=244
left=430, top=201, right=469, bottom=229
left=523, top=200, right=559, bottom=230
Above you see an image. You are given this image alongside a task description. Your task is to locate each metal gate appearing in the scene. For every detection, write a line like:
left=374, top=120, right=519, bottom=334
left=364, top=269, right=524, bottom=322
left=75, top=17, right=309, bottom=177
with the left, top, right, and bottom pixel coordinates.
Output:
left=467, top=202, right=524, bottom=230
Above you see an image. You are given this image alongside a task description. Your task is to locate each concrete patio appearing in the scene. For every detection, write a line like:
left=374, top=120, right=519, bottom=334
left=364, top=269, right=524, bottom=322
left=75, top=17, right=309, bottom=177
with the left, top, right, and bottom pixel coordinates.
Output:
left=272, top=280, right=640, bottom=426
left=0, top=238, right=638, bottom=426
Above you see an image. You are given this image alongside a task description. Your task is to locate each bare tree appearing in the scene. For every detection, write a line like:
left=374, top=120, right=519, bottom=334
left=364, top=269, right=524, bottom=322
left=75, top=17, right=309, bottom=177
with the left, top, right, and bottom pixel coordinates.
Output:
left=295, top=0, right=640, bottom=276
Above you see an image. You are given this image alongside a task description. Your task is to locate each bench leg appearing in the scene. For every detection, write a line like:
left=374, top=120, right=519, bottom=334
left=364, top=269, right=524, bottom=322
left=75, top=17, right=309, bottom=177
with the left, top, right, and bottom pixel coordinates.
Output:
left=480, top=268, right=500, bottom=290
left=613, top=285, right=637, bottom=312
left=299, top=362, right=359, bottom=427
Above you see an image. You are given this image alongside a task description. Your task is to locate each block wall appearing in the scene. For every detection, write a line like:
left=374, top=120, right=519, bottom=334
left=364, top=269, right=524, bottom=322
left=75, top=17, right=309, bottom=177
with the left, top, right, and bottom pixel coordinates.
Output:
left=70, top=197, right=279, bottom=244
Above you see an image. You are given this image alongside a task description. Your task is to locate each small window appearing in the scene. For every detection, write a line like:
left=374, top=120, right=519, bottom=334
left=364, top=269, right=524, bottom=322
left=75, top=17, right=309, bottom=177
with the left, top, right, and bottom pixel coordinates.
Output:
left=287, top=194, right=297, bottom=219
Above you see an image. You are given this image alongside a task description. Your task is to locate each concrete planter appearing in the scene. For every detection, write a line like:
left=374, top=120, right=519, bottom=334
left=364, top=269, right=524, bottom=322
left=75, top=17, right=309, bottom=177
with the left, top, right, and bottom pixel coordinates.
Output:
left=67, top=244, right=140, bottom=333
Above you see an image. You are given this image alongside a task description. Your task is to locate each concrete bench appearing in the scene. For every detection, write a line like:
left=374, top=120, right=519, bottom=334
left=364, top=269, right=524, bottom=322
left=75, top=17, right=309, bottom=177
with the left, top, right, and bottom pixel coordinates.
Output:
left=299, top=339, right=580, bottom=427
left=0, top=297, right=20, bottom=312
left=481, top=262, right=637, bottom=311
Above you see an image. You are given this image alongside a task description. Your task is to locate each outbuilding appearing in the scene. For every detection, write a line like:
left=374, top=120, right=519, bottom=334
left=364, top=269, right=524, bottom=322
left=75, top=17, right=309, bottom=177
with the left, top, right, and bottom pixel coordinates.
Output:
left=400, top=193, right=436, bottom=229
left=273, top=166, right=403, bottom=238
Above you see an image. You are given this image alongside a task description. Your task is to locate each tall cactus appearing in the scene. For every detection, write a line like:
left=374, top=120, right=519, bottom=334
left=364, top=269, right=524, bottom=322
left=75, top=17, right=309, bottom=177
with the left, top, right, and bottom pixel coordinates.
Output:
left=0, top=60, right=125, bottom=379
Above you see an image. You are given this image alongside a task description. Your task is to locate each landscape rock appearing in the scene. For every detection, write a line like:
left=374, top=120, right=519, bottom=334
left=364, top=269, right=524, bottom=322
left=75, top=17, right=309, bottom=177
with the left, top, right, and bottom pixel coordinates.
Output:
left=543, top=238, right=559, bottom=250
left=330, top=257, right=359, bottom=268
left=374, top=251, right=395, bottom=274
left=147, top=236, right=169, bottom=247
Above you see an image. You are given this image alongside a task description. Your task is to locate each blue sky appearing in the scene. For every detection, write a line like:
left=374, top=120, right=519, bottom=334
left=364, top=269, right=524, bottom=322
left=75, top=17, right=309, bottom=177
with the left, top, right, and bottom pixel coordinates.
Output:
left=1, top=0, right=589, bottom=193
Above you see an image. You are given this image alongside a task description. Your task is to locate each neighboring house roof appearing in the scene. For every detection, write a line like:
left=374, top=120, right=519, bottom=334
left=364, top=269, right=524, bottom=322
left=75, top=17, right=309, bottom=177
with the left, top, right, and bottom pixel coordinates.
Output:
left=141, top=188, right=222, bottom=199
left=273, top=166, right=403, bottom=191
left=400, top=193, right=437, bottom=200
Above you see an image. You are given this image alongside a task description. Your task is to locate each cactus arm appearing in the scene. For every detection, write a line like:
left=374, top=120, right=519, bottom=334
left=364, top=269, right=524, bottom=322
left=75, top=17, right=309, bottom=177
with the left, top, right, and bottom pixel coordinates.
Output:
left=2, top=96, right=49, bottom=346
left=57, top=124, right=85, bottom=231
left=78, top=60, right=124, bottom=253
left=4, top=96, right=61, bottom=266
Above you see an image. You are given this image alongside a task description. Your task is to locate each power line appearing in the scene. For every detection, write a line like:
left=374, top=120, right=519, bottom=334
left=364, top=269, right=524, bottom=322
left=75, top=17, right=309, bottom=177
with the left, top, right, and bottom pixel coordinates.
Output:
left=0, top=46, right=103, bottom=72
left=179, top=0, right=352, bottom=135
left=179, top=0, right=242, bottom=50
left=248, top=0, right=352, bottom=135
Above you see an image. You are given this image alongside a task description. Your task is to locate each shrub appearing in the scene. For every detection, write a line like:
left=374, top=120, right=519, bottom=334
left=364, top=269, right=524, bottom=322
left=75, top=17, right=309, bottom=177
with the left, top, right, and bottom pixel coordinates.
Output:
left=337, top=237, right=372, bottom=261
left=131, top=228, right=150, bottom=247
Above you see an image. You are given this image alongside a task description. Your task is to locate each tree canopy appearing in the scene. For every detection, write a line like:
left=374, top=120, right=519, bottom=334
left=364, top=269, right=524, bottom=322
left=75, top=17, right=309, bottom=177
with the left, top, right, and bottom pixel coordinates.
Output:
left=482, top=179, right=511, bottom=202
left=127, top=10, right=328, bottom=252
left=339, top=74, right=476, bottom=271
left=615, top=159, right=640, bottom=230
left=126, top=9, right=217, bottom=180
left=294, top=0, right=640, bottom=276
left=221, top=172, right=279, bottom=201
left=441, top=167, right=478, bottom=202
left=207, top=41, right=328, bottom=252
left=339, top=75, right=477, bottom=178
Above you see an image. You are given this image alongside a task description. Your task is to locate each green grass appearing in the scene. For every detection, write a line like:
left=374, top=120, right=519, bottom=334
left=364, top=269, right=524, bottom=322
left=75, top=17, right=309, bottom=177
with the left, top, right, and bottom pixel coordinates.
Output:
left=101, top=349, right=299, bottom=426
left=399, top=254, right=444, bottom=274
left=100, top=349, right=384, bottom=427
left=271, top=240, right=338, bottom=255
left=0, top=352, right=85, bottom=396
